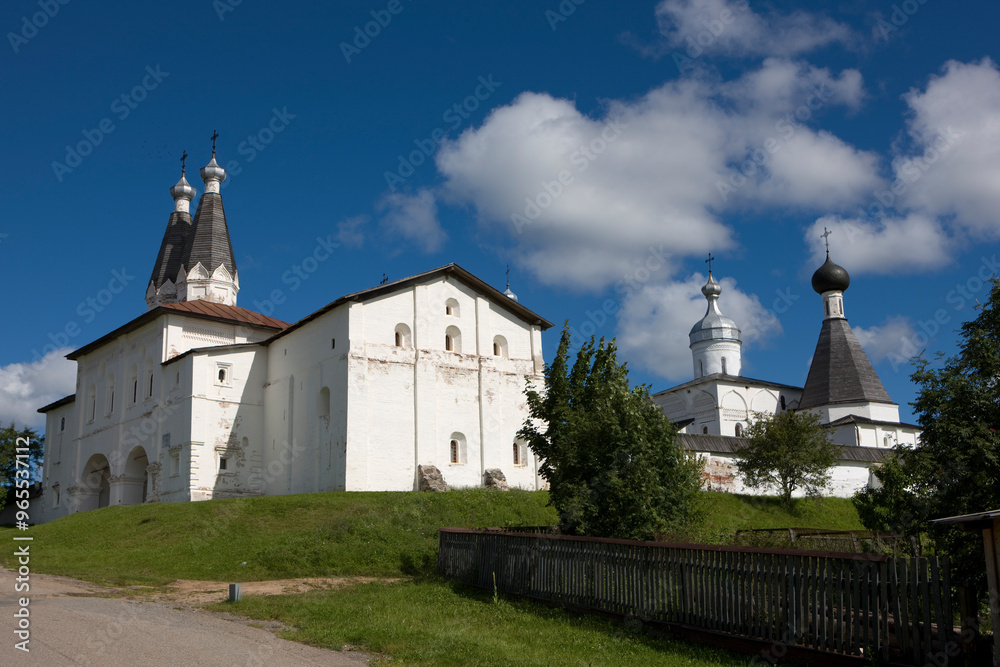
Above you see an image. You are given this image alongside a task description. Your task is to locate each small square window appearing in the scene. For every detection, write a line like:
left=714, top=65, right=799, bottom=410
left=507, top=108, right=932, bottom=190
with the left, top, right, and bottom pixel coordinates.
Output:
left=216, top=363, right=232, bottom=387
left=219, top=457, right=228, bottom=471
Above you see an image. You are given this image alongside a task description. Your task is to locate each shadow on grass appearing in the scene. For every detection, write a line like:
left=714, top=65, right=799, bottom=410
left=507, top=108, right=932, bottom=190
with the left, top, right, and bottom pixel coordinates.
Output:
left=440, top=576, right=757, bottom=666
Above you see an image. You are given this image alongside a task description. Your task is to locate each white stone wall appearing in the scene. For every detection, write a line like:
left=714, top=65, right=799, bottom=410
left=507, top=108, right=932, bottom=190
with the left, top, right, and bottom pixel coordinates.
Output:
left=186, top=348, right=267, bottom=500
left=262, top=305, right=350, bottom=496
left=344, top=277, right=542, bottom=491
left=653, top=380, right=803, bottom=436
left=691, top=339, right=742, bottom=378
left=698, top=452, right=872, bottom=498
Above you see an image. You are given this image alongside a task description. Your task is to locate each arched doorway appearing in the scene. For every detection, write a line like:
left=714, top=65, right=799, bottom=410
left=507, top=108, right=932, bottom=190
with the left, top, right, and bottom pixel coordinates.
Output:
left=79, top=454, right=111, bottom=511
left=122, top=446, right=149, bottom=505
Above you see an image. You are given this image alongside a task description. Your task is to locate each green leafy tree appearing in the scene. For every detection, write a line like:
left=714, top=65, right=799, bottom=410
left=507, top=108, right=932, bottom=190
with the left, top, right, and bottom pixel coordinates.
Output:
left=0, top=423, right=44, bottom=502
left=519, top=324, right=703, bottom=541
left=734, top=410, right=838, bottom=506
left=855, top=278, right=1000, bottom=589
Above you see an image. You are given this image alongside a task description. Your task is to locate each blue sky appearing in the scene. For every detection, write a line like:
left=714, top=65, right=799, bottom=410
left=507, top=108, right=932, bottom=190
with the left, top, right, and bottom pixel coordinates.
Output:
left=3, top=0, right=1000, bottom=431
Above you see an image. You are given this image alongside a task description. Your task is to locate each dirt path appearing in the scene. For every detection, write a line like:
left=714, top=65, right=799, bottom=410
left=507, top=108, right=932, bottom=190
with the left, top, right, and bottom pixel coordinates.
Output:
left=0, top=569, right=379, bottom=666
left=116, top=575, right=398, bottom=607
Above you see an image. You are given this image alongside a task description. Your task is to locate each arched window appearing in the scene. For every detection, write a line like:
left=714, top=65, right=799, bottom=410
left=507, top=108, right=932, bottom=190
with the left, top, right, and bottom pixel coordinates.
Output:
left=127, top=364, right=138, bottom=406
left=318, top=387, right=331, bottom=420
left=779, top=395, right=786, bottom=410
left=699, top=360, right=704, bottom=378
left=445, top=298, right=460, bottom=317
left=106, top=375, right=115, bottom=414
left=449, top=432, right=467, bottom=464
left=734, top=423, right=743, bottom=437
left=721, top=357, right=727, bottom=375
left=445, top=325, right=461, bottom=353
left=493, top=335, right=508, bottom=358
left=60, top=417, right=65, bottom=432
left=87, top=385, right=97, bottom=422
left=218, top=368, right=226, bottom=382
left=394, top=323, right=411, bottom=348
left=702, top=425, right=708, bottom=434
left=512, top=440, right=527, bottom=467
left=145, top=370, right=154, bottom=399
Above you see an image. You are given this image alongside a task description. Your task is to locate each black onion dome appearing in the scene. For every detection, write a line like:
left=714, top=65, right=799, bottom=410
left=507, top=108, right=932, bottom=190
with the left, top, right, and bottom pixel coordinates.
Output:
left=812, top=255, right=850, bottom=294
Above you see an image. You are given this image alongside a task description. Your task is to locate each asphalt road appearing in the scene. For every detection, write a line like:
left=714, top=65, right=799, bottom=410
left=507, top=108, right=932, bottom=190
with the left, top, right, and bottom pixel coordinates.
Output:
left=0, top=569, right=371, bottom=666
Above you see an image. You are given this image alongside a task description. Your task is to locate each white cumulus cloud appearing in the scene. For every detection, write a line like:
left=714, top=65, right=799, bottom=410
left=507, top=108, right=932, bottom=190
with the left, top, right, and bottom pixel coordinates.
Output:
left=805, top=215, right=954, bottom=276
left=853, top=315, right=918, bottom=365
left=652, top=0, right=855, bottom=59
left=615, top=273, right=782, bottom=382
left=377, top=189, right=447, bottom=253
left=437, top=59, right=879, bottom=291
left=0, top=349, right=76, bottom=432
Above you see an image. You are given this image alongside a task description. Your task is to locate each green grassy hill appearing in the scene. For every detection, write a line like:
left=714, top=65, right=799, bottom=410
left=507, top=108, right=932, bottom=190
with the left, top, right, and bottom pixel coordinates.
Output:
left=1, top=489, right=862, bottom=587
left=2, top=489, right=557, bottom=586
left=690, top=491, right=864, bottom=543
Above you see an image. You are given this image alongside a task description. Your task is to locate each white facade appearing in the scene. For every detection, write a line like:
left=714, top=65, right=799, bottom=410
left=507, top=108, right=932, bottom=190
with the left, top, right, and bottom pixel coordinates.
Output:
left=39, top=267, right=549, bottom=522
left=39, top=154, right=551, bottom=522
left=653, top=262, right=921, bottom=499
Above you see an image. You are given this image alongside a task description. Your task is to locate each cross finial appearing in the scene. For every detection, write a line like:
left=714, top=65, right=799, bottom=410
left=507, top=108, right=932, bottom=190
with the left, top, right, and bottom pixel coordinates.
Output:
left=505, top=264, right=510, bottom=289
left=705, top=252, right=715, bottom=274
left=821, top=227, right=832, bottom=256
left=211, top=129, right=219, bottom=156
left=180, top=150, right=188, bottom=174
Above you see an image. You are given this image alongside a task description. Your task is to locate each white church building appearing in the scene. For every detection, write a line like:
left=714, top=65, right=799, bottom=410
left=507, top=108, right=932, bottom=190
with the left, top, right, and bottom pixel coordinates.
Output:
left=38, top=151, right=552, bottom=521
left=652, top=251, right=920, bottom=497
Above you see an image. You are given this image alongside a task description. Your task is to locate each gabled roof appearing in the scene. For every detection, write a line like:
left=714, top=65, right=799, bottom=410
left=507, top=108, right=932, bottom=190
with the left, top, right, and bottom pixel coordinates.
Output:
left=269, top=263, right=554, bottom=342
left=799, top=318, right=893, bottom=410
left=181, top=191, right=237, bottom=277
left=67, top=301, right=289, bottom=360
left=825, top=414, right=920, bottom=430
left=38, top=394, right=76, bottom=413
left=160, top=301, right=288, bottom=328
left=652, top=373, right=802, bottom=397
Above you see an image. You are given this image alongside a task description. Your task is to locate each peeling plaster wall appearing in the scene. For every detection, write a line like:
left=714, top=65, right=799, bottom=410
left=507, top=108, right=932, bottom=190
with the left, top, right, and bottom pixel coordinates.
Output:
left=345, top=278, right=542, bottom=491
left=187, top=348, right=267, bottom=500
left=697, top=453, right=872, bottom=498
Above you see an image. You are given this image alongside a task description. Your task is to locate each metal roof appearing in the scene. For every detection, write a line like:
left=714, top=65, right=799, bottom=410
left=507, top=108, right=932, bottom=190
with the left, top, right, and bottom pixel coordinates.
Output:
left=676, top=433, right=890, bottom=463
left=799, top=318, right=894, bottom=410
left=67, top=302, right=290, bottom=360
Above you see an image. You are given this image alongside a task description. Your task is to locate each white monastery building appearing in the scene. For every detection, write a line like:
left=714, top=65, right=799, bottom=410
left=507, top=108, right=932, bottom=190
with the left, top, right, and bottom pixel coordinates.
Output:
left=38, top=151, right=552, bottom=521
left=652, top=249, right=920, bottom=498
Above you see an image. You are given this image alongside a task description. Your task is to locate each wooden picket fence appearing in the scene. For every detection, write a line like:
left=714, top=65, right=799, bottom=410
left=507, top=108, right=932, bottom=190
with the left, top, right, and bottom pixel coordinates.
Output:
left=438, top=528, right=959, bottom=665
